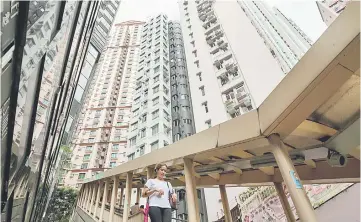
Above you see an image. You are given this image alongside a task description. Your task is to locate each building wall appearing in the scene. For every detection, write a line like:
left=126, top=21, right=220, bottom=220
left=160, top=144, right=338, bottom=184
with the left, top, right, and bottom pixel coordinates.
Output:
left=65, top=21, right=145, bottom=188
left=168, top=20, right=196, bottom=141
left=179, top=0, right=284, bottom=132
left=237, top=1, right=312, bottom=74
left=316, top=0, right=349, bottom=26
left=127, top=14, right=173, bottom=160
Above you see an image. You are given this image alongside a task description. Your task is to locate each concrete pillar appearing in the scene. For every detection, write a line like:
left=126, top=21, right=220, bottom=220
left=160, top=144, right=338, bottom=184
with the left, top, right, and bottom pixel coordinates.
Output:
left=119, top=188, right=124, bottom=207
left=93, top=181, right=103, bottom=220
left=109, top=176, right=119, bottom=221
left=183, top=158, right=200, bottom=222
left=82, top=185, right=88, bottom=209
left=86, top=184, right=92, bottom=211
left=147, top=166, right=154, bottom=179
left=274, top=182, right=296, bottom=222
left=136, top=187, right=141, bottom=203
left=89, top=183, right=97, bottom=214
left=269, top=134, right=317, bottom=222
left=20, top=180, right=29, bottom=197
left=219, top=185, right=232, bottom=222
left=81, top=186, right=87, bottom=208
left=122, top=172, right=133, bottom=221
left=99, top=180, right=109, bottom=222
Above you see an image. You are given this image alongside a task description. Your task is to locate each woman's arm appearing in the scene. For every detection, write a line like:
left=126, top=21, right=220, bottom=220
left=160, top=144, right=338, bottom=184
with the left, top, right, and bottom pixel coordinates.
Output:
left=141, top=186, right=158, bottom=198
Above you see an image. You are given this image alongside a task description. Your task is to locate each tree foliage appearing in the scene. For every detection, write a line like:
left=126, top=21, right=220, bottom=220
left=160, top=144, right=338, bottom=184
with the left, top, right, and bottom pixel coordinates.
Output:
left=43, top=187, right=78, bottom=222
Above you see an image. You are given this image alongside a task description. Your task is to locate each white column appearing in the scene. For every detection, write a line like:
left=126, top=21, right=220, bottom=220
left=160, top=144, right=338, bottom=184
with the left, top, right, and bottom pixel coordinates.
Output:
left=183, top=158, right=200, bottom=222
left=89, top=183, right=97, bottom=214
left=99, top=180, right=109, bottom=222
left=93, top=182, right=102, bottom=219
left=269, top=134, right=317, bottom=222
left=122, top=172, right=133, bottom=221
left=109, top=176, right=119, bottom=221
left=219, top=185, right=232, bottom=222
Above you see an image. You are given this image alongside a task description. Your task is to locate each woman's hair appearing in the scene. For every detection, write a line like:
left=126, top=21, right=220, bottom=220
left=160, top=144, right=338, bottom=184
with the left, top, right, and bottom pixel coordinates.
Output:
left=154, top=163, right=167, bottom=172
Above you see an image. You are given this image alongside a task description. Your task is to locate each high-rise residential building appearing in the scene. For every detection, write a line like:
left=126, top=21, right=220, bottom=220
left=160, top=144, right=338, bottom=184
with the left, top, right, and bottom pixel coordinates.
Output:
left=238, top=1, right=313, bottom=73
left=316, top=0, right=349, bottom=26
left=63, top=0, right=121, bottom=145
left=179, top=0, right=285, bottom=133
left=64, top=20, right=144, bottom=188
left=168, top=20, right=208, bottom=222
left=168, top=21, right=196, bottom=141
left=126, top=14, right=173, bottom=160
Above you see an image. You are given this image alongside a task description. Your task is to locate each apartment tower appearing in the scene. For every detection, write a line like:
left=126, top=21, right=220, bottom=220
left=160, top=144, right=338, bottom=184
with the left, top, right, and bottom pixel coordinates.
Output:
left=238, top=1, right=312, bottom=73
left=179, top=0, right=284, bottom=133
left=65, top=21, right=144, bottom=188
left=126, top=14, right=173, bottom=160
left=316, top=0, right=349, bottom=26
left=168, top=20, right=208, bottom=221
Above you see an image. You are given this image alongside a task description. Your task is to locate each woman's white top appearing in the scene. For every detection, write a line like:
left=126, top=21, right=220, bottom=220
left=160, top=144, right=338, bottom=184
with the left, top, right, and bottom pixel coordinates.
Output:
left=145, top=179, right=173, bottom=208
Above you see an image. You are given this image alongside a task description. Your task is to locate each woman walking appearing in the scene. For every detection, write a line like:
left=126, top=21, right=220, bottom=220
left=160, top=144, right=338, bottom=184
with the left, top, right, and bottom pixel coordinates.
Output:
left=142, top=164, right=177, bottom=222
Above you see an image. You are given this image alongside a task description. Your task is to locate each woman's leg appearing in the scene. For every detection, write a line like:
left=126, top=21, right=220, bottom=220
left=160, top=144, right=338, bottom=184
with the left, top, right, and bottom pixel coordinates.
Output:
left=161, top=208, right=172, bottom=222
left=149, top=207, right=162, bottom=222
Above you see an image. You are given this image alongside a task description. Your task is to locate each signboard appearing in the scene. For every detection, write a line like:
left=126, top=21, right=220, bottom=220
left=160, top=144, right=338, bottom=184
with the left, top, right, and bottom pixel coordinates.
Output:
left=239, top=183, right=353, bottom=222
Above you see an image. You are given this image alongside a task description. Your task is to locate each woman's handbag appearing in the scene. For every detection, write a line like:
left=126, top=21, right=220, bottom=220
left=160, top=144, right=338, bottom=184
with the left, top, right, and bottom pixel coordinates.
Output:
left=144, top=197, right=149, bottom=222
left=167, top=182, right=177, bottom=210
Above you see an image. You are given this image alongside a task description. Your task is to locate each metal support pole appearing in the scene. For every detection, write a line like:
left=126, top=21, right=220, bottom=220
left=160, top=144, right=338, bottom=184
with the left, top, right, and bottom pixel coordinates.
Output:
left=119, top=188, right=124, bottom=208
left=136, top=187, right=141, bottom=203
left=269, top=134, right=317, bottom=222
left=109, top=176, right=119, bottom=221
left=89, top=184, right=97, bottom=214
left=94, top=182, right=102, bottom=219
left=219, top=185, right=232, bottom=222
left=99, top=180, right=109, bottom=222
left=274, top=182, right=296, bottom=222
left=183, top=158, right=200, bottom=222
left=122, top=172, right=133, bottom=221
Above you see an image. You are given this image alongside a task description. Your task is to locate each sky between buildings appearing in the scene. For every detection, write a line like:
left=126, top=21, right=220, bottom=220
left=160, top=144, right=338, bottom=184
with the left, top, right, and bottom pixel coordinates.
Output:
left=115, top=0, right=327, bottom=42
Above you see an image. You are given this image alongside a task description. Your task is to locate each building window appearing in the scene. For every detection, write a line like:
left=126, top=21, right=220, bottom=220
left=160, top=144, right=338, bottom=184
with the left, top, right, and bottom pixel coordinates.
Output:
left=110, top=162, right=116, bottom=168
left=151, top=141, right=159, bottom=151
left=153, top=85, right=159, bottom=94
left=205, top=120, right=212, bottom=128
left=140, top=128, right=146, bottom=138
left=152, top=124, right=159, bottom=136
left=88, top=138, right=95, bottom=143
left=174, top=133, right=181, bottom=141
left=113, top=144, right=119, bottom=150
left=152, top=109, right=159, bottom=119
left=140, top=145, right=145, bottom=156
left=153, top=96, right=159, bottom=105
left=192, top=49, right=197, bottom=57
left=78, top=173, right=86, bottom=179
left=153, top=75, right=160, bottom=83
left=173, top=119, right=180, bottom=126
left=194, top=60, right=200, bottom=68
left=83, top=154, right=90, bottom=160
left=86, top=146, right=92, bottom=151
left=81, top=163, right=88, bottom=169
left=131, top=122, right=138, bottom=131
left=111, top=153, right=117, bottom=158
left=202, top=102, right=209, bottom=113
left=183, top=119, right=192, bottom=124
left=130, top=136, right=137, bottom=147
left=199, top=86, right=205, bottom=96
left=128, top=153, right=135, bottom=161
left=141, top=114, right=147, bottom=123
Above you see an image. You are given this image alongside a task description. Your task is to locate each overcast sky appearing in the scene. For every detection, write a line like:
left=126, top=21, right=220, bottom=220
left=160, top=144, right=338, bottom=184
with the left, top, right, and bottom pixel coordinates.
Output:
left=115, top=0, right=327, bottom=42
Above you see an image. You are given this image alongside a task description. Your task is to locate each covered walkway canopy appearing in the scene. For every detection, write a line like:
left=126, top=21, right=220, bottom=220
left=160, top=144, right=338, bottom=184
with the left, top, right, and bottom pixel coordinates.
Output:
left=77, top=3, right=360, bottom=222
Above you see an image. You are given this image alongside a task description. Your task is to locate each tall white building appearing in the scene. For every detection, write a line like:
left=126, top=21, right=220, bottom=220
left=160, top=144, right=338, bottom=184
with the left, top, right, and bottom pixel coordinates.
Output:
left=64, top=21, right=144, bottom=188
left=179, top=0, right=285, bottom=133
left=316, top=0, right=349, bottom=26
left=127, top=14, right=173, bottom=160
left=238, top=1, right=312, bottom=73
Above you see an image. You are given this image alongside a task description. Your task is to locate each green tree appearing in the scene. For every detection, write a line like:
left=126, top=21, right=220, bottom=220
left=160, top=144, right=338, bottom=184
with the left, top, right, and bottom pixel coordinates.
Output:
left=43, top=187, right=78, bottom=222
